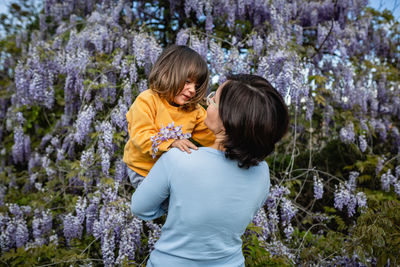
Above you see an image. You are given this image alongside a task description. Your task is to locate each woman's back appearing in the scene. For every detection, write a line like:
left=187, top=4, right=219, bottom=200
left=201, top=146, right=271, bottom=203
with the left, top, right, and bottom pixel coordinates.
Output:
left=131, top=147, right=270, bottom=266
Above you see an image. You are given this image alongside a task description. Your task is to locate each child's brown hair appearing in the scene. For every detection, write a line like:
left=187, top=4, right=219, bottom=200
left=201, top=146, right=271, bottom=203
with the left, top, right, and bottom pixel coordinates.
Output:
left=148, top=45, right=209, bottom=111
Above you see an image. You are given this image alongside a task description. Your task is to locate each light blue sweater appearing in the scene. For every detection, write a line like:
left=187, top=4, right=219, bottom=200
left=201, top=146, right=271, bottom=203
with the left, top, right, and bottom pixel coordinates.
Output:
left=131, top=147, right=270, bottom=267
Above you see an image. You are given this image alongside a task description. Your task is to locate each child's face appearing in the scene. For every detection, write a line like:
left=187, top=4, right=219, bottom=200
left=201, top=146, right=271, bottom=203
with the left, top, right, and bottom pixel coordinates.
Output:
left=173, top=79, right=197, bottom=106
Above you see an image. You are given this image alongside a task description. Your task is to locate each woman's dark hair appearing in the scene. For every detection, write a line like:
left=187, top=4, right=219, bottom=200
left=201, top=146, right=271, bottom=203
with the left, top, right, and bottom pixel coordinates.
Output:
left=148, top=45, right=209, bottom=111
left=219, top=74, right=289, bottom=168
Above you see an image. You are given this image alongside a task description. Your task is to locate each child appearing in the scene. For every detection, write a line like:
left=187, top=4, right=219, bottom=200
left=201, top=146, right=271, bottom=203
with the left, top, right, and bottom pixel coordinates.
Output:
left=123, top=45, right=215, bottom=188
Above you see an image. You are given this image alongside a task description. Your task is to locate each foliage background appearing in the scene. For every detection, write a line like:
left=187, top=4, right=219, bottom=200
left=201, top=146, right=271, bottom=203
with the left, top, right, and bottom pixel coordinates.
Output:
left=0, top=0, right=399, bottom=266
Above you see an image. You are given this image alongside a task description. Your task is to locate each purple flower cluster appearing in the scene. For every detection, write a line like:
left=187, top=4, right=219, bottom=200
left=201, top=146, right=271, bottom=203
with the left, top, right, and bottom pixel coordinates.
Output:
left=116, top=216, right=142, bottom=264
left=86, top=194, right=100, bottom=235
left=80, top=147, right=94, bottom=169
left=396, top=166, right=400, bottom=179
left=252, top=208, right=270, bottom=241
left=83, top=13, right=112, bottom=54
left=394, top=181, right=400, bottom=197
left=280, top=198, right=297, bottom=226
left=74, top=105, right=96, bottom=144
left=129, top=62, right=138, bottom=85
left=99, top=148, right=110, bottom=176
left=40, top=155, right=56, bottom=178
left=75, top=197, right=87, bottom=224
left=380, top=169, right=400, bottom=196
left=14, top=61, right=31, bottom=106
left=63, top=50, right=89, bottom=115
left=137, top=79, right=148, bottom=93
left=209, top=40, right=225, bottom=75
left=101, top=225, right=116, bottom=267
left=380, top=169, right=394, bottom=192
left=101, top=183, right=119, bottom=204
left=266, top=185, right=290, bottom=209
left=175, top=29, right=190, bottom=46
left=100, top=73, right=117, bottom=105
left=114, top=159, right=127, bottom=183
left=111, top=99, right=128, bottom=131
left=32, top=209, right=52, bottom=246
left=97, top=121, right=114, bottom=154
left=13, top=46, right=58, bottom=110
left=358, top=135, right=367, bottom=152
left=247, top=34, right=264, bottom=56
left=92, top=186, right=143, bottom=267
left=15, top=217, right=29, bottom=248
left=263, top=185, right=298, bottom=239
left=1, top=188, right=144, bottom=264
left=265, top=239, right=295, bottom=261
left=189, top=35, right=208, bottom=60
left=294, top=25, right=303, bottom=45
left=225, top=47, right=250, bottom=78
left=146, top=221, right=162, bottom=252
left=348, top=172, right=358, bottom=192
left=0, top=204, right=30, bottom=252
left=29, top=68, right=55, bottom=109
left=340, top=123, right=355, bottom=144
left=334, top=172, right=367, bottom=217
left=122, top=80, right=132, bottom=107
left=374, top=119, right=387, bottom=141
left=12, top=126, right=25, bottom=164
left=255, top=56, right=269, bottom=80
left=391, top=126, right=400, bottom=153
left=150, top=122, right=192, bottom=159
left=313, top=175, right=324, bottom=200
left=131, top=33, right=162, bottom=71
left=63, top=197, right=87, bottom=245
left=0, top=186, right=5, bottom=207
left=9, top=112, right=31, bottom=165
left=329, top=256, right=369, bottom=267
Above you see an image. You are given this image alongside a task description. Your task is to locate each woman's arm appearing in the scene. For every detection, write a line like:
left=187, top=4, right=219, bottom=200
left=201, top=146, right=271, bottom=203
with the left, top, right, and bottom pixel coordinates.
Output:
left=131, top=154, right=170, bottom=220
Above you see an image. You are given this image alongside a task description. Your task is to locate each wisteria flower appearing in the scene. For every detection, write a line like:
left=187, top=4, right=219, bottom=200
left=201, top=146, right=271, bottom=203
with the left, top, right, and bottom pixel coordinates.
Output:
left=150, top=122, right=191, bottom=159
left=313, top=175, right=324, bottom=200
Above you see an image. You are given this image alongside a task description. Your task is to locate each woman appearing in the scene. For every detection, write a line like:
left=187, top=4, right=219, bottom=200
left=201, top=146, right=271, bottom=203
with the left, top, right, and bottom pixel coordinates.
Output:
left=131, top=74, right=289, bottom=266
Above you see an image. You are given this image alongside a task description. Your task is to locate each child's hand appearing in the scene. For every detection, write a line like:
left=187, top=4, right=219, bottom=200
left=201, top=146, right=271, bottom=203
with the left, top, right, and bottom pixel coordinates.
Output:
left=170, top=139, right=198, bottom=153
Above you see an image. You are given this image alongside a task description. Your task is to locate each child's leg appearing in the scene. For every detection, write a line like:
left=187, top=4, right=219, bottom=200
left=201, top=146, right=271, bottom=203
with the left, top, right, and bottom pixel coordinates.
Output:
left=126, top=167, right=145, bottom=189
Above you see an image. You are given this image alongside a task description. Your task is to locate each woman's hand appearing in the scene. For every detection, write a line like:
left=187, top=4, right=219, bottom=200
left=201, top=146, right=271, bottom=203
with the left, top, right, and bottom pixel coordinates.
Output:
left=170, top=139, right=198, bottom=153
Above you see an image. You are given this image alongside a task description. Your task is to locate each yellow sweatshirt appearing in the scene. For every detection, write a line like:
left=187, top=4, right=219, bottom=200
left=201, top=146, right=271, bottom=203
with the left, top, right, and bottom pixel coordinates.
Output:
left=123, top=89, right=215, bottom=177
